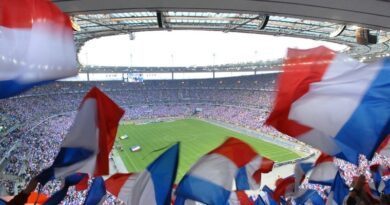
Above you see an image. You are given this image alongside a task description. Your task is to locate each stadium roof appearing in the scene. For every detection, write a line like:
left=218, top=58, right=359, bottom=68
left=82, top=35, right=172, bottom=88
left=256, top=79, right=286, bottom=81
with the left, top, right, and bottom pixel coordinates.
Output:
left=54, top=0, right=390, bottom=72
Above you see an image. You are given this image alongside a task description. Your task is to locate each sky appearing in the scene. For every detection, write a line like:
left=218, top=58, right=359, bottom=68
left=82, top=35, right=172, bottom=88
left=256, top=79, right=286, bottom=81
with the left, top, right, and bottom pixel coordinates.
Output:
left=78, top=30, right=348, bottom=67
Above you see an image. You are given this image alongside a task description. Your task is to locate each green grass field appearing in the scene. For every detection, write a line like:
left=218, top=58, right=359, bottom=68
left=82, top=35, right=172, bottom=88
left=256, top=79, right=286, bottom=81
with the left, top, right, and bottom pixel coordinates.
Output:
left=116, top=118, right=300, bottom=181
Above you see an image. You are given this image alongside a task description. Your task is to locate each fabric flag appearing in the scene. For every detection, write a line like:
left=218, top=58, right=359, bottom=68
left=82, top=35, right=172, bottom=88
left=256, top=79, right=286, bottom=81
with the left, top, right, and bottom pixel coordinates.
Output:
left=27, top=192, right=49, bottom=204
left=173, top=196, right=198, bottom=205
left=253, top=195, right=266, bottom=205
left=171, top=184, right=178, bottom=205
left=106, top=143, right=179, bottom=205
left=384, top=180, right=390, bottom=195
left=309, top=153, right=338, bottom=186
left=261, top=186, right=278, bottom=205
left=84, top=177, right=106, bottom=205
left=368, top=164, right=389, bottom=196
left=227, top=191, right=254, bottom=205
left=105, top=173, right=139, bottom=204
left=175, top=137, right=268, bottom=205
left=272, top=175, right=295, bottom=203
left=235, top=156, right=274, bottom=190
left=280, top=197, right=287, bottom=205
left=294, top=162, right=313, bottom=190
left=294, top=189, right=324, bottom=205
left=0, top=0, right=78, bottom=98
left=266, top=46, right=390, bottom=164
left=326, top=172, right=349, bottom=205
left=36, top=87, right=124, bottom=185
left=75, top=175, right=89, bottom=191
left=44, top=173, right=87, bottom=205
left=376, top=135, right=390, bottom=157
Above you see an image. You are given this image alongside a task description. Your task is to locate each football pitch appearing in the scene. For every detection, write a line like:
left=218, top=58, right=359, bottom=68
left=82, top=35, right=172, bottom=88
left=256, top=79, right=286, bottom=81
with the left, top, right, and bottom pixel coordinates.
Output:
left=115, top=118, right=300, bottom=181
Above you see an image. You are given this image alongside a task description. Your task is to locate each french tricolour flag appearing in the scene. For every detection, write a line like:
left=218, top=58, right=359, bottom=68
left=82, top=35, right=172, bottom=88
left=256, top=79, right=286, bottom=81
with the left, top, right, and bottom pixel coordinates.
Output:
left=227, top=191, right=254, bottom=205
left=37, top=87, right=124, bottom=185
left=326, top=172, right=349, bottom=205
left=272, top=175, right=295, bottom=203
left=105, top=143, right=179, bottom=205
left=84, top=177, right=107, bottom=205
left=266, top=46, right=390, bottom=164
left=235, top=155, right=274, bottom=190
left=175, top=137, right=274, bottom=205
left=260, top=186, right=278, bottom=205
left=294, top=189, right=324, bottom=205
left=294, top=162, right=313, bottom=190
left=368, top=164, right=390, bottom=196
left=308, top=153, right=338, bottom=186
left=0, top=0, right=78, bottom=98
left=104, top=173, right=139, bottom=203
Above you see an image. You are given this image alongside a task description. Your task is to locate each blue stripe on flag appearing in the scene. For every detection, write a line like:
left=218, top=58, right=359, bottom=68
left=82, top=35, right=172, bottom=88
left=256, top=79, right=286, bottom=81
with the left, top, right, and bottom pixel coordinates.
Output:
left=384, top=180, right=390, bottom=194
left=173, top=196, right=187, bottom=205
left=0, top=79, right=52, bottom=99
left=176, top=175, right=231, bottom=205
left=148, top=143, right=179, bottom=205
left=44, top=173, right=87, bottom=205
left=295, top=189, right=324, bottom=205
left=300, top=163, right=313, bottom=173
left=262, top=186, right=278, bottom=205
left=235, top=167, right=250, bottom=190
left=254, top=195, right=266, bottom=205
left=372, top=169, right=382, bottom=191
left=37, top=147, right=93, bottom=185
left=308, top=179, right=334, bottom=186
left=53, top=147, right=94, bottom=167
left=36, top=167, right=55, bottom=185
left=295, top=190, right=316, bottom=205
left=84, top=177, right=106, bottom=205
left=280, top=197, right=287, bottom=205
left=330, top=172, right=349, bottom=205
left=335, top=58, right=390, bottom=163
left=262, top=185, right=274, bottom=195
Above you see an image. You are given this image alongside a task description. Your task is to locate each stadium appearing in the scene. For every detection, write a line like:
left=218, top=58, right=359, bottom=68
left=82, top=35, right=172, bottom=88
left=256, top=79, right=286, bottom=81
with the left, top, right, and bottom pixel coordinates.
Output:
left=0, top=0, right=389, bottom=204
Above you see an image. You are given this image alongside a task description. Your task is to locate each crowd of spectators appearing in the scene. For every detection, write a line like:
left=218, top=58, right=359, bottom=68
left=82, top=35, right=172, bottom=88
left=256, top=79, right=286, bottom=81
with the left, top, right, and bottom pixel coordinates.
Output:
left=0, top=74, right=388, bottom=203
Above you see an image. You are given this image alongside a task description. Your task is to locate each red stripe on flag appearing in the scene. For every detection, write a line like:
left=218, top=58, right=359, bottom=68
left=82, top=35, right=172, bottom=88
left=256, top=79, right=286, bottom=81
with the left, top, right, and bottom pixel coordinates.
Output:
left=376, top=135, right=389, bottom=154
left=0, top=0, right=72, bottom=28
left=315, top=153, right=334, bottom=166
left=209, top=137, right=258, bottom=167
left=75, top=175, right=89, bottom=192
left=236, top=191, right=254, bottom=205
left=273, top=176, right=295, bottom=203
left=265, top=46, right=335, bottom=137
left=82, top=87, right=125, bottom=177
left=105, top=173, right=134, bottom=197
left=253, top=157, right=274, bottom=184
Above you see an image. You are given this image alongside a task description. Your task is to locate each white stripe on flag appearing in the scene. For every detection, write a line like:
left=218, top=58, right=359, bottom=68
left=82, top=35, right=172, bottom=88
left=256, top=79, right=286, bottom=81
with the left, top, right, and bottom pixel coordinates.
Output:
left=117, top=174, right=139, bottom=204
left=54, top=99, right=99, bottom=177
left=289, top=54, right=383, bottom=138
left=130, top=171, right=157, bottom=205
left=189, top=153, right=238, bottom=190
left=0, top=22, right=77, bottom=81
